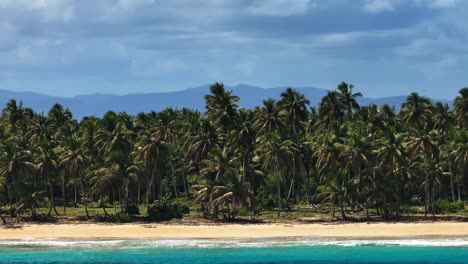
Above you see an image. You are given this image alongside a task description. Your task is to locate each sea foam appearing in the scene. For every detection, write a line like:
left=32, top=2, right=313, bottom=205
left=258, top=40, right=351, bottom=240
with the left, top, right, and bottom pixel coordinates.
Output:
left=1, top=237, right=468, bottom=249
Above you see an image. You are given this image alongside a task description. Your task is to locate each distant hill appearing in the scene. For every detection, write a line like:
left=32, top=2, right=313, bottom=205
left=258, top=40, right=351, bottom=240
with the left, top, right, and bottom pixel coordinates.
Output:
left=0, top=85, right=452, bottom=119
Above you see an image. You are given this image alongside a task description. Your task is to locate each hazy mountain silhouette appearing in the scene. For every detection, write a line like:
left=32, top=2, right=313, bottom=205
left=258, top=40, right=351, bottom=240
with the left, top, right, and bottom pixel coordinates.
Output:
left=0, top=85, right=452, bottom=119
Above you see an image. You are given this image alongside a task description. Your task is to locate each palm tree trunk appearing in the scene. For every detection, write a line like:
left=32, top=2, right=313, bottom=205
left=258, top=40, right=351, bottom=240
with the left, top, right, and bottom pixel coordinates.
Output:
left=242, top=151, right=246, bottom=183
left=118, top=189, right=124, bottom=214
left=79, top=174, right=89, bottom=219
left=449, top=172, right=455, bottom=202
left=170, top=162, right=180, bottom=215
left=340, top=200, right=346, bottom=220
left=101, top=195, right=109, bottom=217
left=276, top=171, right=282, bottom=217
left=47, top=176, right=57, bottom=217
left=456, top=172, right=461, bottom=202
left=137, top=183, right=141, bottom=207
left=62, top=173, right=66, bottom=216
left=146, top=165, right=157, bottom=211
left=182, top=168, right=188, bottom=198
left=74, top=177, right=78, bottom=207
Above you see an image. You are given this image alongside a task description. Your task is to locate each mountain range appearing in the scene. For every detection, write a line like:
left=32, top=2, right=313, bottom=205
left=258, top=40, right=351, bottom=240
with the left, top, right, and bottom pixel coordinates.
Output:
left=0, top=84, right=452, bottom=119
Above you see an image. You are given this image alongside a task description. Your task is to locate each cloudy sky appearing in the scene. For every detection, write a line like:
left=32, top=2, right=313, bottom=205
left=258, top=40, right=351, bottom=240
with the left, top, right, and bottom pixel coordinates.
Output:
left=0, top=0, right=466, bottom=99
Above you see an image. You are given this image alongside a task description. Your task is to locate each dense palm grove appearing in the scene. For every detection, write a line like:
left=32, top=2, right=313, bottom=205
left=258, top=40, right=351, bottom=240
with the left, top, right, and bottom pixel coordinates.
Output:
left=0, top=82, right=467, bottom=223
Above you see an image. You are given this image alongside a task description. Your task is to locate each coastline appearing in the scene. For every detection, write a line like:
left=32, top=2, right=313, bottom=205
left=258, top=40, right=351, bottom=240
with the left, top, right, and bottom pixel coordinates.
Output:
left=2, top=222, right=468, bottom=239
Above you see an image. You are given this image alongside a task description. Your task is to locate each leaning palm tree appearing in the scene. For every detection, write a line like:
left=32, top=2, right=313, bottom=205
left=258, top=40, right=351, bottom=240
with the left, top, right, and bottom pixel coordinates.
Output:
left=257, top=132, right=295, bottom=217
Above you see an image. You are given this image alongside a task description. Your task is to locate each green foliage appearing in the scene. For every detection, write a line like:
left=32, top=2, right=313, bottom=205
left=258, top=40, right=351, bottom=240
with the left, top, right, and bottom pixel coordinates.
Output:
left=126, top=203, right=140, bottom=215
left=96, top=213, right=132, bottom=223
left=434, top=199, right=465, bottom=214
left=147, top=202, right=188, bottom=221
left=0, top=84, right=467, bottom=222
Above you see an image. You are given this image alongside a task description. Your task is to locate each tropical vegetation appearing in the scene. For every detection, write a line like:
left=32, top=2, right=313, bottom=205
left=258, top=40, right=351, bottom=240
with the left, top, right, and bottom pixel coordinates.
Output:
left=0, top=83, right=467, bottom=223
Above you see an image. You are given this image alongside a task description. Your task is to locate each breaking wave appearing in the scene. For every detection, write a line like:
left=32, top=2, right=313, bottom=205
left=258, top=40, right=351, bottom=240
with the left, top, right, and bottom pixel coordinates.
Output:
left=1, top=237, right=468, bottom=249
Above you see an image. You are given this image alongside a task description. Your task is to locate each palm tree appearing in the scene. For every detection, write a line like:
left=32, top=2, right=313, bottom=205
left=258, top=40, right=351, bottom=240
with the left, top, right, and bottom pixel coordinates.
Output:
left=454, top=87, right=468, bottom=128
left=401, top=92, right=433, bottom=129
left=375, top=129, right=406, bottom=217
left=336, top=131, right=371, bottom=209
left=59, top=135, right=90, bottom=218
left=318, top=91, right=345, bottom=128
left=186, top=119, right=219, bottom=166
left=278, top=87, right=310, bottom=137
left=136, top=128, right=169, bottom=209
left=317, top=171, right=349, bottom=219
left=451, top=130, right=468, bottom=201
left=91, top=152, right=139, bottom=215
left=34, top=142, right=59, bottom=217
left=336, top=82, right=362, bottom=117
left=0, top=138, right=34, bottom=216
left=257, top=132, right=295, bottom=217
left=432, top=102, right=454, bottom=135
left=232, top=109, right=255, bottom=183
left=204, top=82, right=240, bottom=136
left=253, top=99, right=283, bottom=135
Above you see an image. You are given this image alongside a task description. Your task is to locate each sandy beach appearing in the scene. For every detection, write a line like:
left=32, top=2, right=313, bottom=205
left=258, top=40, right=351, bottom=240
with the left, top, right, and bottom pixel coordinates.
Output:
left=1, top=222, right=468, bottom=239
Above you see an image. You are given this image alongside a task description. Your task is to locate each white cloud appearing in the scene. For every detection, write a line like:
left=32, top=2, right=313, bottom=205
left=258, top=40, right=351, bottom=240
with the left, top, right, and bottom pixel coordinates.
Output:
left=0, top=0, right=75, bottom=22
left=248, top=0, right=312, bottom=16
left=363, top=0, right=395, bottom=13
left=428, top=0, right=458, bottom=8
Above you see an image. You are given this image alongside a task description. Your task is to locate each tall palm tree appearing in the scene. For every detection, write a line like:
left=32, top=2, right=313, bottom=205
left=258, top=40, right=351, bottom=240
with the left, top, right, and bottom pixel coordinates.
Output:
left=454, top=87, right=468, bottom=128
left=401, top=92, right=433, bottom=129
left=278, top=87, right=310, bottom=137
left=257, top=132, right=295, bottom=217
left=253, top=98, right=284, bottom=136
left=136, top=128, right=169, bottom=208
left=336, top=131, right=371, bottom=209
left=450, top=130, right=468, bottom=201
left=204, top=82, right=240, bottom=136
left=336, top=82, right=362, bottom=117
left=34, top=142, right=59, bottom=217
left=318, top=91, right=346, bottom=128
left=375, top=129, right=406, bottom=217
left=232, top=109, right=255, bottom=183
left=59, top=135, right=90, bottom=218
left=432, top=102, right=454, bottom=135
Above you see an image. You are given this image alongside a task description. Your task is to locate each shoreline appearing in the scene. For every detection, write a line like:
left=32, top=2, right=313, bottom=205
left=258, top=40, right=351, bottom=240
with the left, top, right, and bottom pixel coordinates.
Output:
left=2, top=222, right=468, bottom=239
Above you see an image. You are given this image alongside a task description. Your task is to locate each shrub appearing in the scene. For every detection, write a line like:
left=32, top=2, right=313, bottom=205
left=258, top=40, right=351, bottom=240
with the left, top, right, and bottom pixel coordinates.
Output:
left=434, top=199, right=465, bottom=214
left=96, top=213, right=132, bottom=223
left=126, top=203, right=140, bottom=215
left=147, top=202, right=189, bottom=221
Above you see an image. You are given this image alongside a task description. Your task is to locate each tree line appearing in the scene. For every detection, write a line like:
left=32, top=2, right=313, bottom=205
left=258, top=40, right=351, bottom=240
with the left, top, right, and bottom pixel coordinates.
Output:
left=0, top=82, right=467, bottom=222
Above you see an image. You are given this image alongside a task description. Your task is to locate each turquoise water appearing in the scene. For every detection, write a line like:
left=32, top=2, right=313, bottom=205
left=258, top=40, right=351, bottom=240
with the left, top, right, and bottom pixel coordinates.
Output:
left=1, top=238, right=467, bottom=263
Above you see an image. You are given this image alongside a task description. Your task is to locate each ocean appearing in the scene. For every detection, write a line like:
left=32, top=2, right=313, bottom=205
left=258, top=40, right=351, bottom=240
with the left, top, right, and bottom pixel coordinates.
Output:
left=0, top=237, right=467, bottom=263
